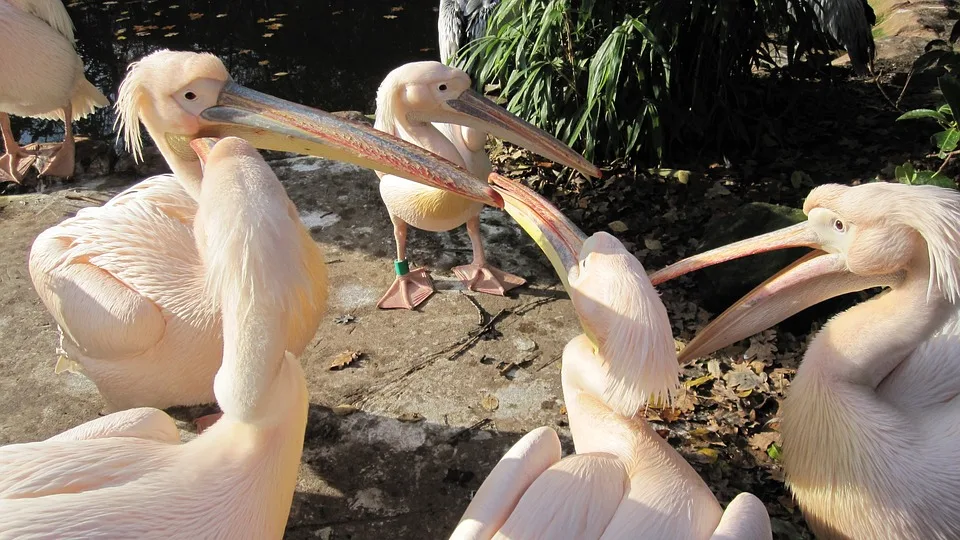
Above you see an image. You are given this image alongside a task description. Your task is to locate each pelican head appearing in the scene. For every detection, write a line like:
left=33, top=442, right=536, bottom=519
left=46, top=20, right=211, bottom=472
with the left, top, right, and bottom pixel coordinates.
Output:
left=115, top=50, right=501, bottom=207
left=650, top=182, right=960, bottom=363
left=491, top=174, right=678, bottom=416
left=376, top=61, right=601, bottom=179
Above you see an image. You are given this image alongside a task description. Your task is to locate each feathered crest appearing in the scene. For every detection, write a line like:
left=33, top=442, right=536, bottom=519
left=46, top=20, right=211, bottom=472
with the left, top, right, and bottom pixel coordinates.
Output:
left=114, top=55, right=153, bottom=163
left=571, top=233, right=680, bottom=418
left=374, top=68, right=402, bottom=136
left=808, top=182, right=960, bottom=304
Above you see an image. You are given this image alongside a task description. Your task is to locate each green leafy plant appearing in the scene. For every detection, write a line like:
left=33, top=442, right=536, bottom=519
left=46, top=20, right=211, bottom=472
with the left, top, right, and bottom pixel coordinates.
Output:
left=895, top=73, right=960, bottom=188
left=458, top=0, right=826, bottom=164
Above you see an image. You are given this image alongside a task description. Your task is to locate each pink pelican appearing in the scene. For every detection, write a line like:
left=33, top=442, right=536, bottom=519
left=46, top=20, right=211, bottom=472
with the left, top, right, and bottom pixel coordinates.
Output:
left=373, top=61, right=600, bottom=309
left=0, top=136, right=331, bottom=537
left=29, top=50, right=502, bottom=417
left=651, top=182, right=960, bottom=538
left=450, top=175, right=772, bottom=539
left=0, top=0, right=108, bottom=181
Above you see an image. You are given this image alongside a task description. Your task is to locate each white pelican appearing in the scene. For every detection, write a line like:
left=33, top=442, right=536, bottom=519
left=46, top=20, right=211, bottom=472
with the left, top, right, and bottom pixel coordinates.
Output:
left=374, top=61, right=600, bottom=309
left=651, top=182, right=960, bottom=538
left=29, top=50, right=501, bottom=416
left=0, top=0, right=108, bottom=181
left=450, top=174, right=772, bottom=540
left=0, top=136, right=324, bottom=537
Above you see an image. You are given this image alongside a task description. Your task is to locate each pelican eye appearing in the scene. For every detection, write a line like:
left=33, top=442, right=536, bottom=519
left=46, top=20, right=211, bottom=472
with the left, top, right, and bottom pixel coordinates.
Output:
left=438, top=84, right=448, bottom=91
left=833, top=218, right=845, bottom=232
left=184, top=91, right=197, bottom=101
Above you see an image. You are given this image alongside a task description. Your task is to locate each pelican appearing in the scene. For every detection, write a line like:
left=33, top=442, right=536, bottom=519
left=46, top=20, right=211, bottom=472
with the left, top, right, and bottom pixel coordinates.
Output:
left=450, top=174, right=772, bottom=540
left=29, top=50, right=501, bottom=415
left=0, top=0, right=109, bottom=182
left=438, top=0, right=500, bottom=65
left=651, top=182, right=960, bottom=538
left=374, top=61, right=599, bottom=309
left=0, top=136, right=326, bottom=537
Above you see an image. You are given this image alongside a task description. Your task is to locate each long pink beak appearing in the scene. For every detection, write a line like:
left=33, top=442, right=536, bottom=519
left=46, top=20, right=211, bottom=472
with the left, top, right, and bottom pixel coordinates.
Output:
left=197, top=82, right=503, bottom=208
left=489, top=173, right=587, bottom=293
left=651, top=221, right=902, bottom=363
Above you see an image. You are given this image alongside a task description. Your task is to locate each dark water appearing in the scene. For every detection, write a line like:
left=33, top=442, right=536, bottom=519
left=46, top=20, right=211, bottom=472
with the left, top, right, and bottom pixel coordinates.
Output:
left=14, top=0, right=441, bottom=143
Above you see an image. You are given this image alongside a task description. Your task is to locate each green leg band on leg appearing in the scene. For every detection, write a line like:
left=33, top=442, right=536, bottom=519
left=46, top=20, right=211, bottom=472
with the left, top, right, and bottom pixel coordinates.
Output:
left=394, top=259, right=410, bottom=276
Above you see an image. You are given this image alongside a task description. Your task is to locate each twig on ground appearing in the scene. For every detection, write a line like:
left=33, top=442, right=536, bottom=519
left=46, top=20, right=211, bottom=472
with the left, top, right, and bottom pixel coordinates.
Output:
left=447, top=417, right=492, bottom=445
left=448, top=309, right=509, bottom=361
left=460, top=291, right=487, bottom=326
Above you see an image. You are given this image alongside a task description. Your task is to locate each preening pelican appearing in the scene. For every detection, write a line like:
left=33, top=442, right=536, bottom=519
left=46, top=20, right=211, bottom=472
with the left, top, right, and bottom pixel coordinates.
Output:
left=0, top=0, right=108, bottom=182
left=0, top=136, right=319, bottom=537
left=374, top=61, right=600, bottom=309
left=651, top=182, right=960, bottom=538
left=450, top=175, right=772, bottom=540
left=29, top=50, right=501, bottom=414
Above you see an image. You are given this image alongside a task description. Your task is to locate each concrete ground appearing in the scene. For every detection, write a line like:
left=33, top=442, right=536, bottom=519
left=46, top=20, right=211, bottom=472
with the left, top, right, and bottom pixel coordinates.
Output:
left=0, top=155, right=582, bottom=539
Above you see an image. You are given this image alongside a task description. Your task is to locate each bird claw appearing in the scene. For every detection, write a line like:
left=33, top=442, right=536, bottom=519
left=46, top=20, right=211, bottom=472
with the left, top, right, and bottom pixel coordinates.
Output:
left=377, top=268, right=435, bottom=310
left=453, top=263, right=526, bottom=296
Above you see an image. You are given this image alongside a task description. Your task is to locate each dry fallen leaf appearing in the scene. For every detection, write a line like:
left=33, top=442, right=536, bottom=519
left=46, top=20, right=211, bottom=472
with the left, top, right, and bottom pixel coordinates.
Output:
left=748, top=431, right=780, bottom=452
left=329, top=350, right=362, bottom=370
left=397, top=412, right=424, bottom=423
left=332, top=404, right=358, bottom=416
left=480, top=394, right=500, bottom=411
left=187, top=12, right=202, bottom=20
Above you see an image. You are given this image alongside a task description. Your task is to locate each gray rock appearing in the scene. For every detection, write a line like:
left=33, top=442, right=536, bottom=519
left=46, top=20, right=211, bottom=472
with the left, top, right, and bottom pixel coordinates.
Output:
left=695, top=202, right=808, bottom=313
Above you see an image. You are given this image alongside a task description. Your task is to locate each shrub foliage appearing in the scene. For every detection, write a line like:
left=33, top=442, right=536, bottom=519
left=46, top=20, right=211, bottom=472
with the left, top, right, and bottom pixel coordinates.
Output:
left=459, top=0, right=826, bottom=163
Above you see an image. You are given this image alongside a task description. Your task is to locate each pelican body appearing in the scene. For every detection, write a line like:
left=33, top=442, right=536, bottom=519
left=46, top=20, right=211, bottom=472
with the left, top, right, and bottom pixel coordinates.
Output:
left=29, top=50, right=501, bottom=413
left=451, top=175, right=772, bottom=540
left=652, top=182, right=960, bottom=538
left=0, top=0, right=108, bottom=181
left=0, top=137, right=317, bottom=538
left=374, top=61, right=599, bottom=309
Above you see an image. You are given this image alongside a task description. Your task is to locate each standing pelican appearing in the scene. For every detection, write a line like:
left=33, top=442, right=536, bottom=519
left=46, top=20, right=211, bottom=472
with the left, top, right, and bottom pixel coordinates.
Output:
left=651, top=182, right=960, bottom=538
left=374, top=61, right=600, bottom=309
left=451, top=175, right=772, bottom=540
left=29, top=50, right=501, bottom=414
left=0, top=0, right=108, bottom=182
left=0, top=136, right=322, bottom=537
left=438, top=0, right=500, bottom=65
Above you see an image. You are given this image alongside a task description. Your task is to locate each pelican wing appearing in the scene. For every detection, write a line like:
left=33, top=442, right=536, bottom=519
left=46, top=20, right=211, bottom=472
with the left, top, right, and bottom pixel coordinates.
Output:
left=451, top=427, right=562, bottom=540
left=9, top=0, right=75, bottom=42
left=710, top=493, right=773, bottom=540
left=493, top=453, right=627, bottom=540
left=29, top=175, right=199, bottom=362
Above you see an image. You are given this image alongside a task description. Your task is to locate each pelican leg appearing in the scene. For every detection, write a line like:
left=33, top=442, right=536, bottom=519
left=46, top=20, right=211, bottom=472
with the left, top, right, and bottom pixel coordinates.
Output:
left=453, top=215, right=526, bottom=296
left=377, top=215, right=435, bottom=310
left=39, top=105, right=76, bottom=178
left=0, top=112, right=37, bottom=183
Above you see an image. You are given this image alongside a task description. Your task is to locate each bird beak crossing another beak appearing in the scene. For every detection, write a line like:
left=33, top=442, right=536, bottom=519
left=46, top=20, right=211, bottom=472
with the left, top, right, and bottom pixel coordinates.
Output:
left=650, top=221, right=902, bottom=363
left=195, top=82, right=503, bottom=208
left=190, top=137, right=218, bottom=168
left=421, top=88, right=602, bottom=180
left=489, top=173, right=587, bottom=295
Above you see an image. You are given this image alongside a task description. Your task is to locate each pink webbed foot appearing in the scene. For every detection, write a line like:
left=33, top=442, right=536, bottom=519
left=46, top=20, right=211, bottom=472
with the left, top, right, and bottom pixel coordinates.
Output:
left=195, top=412, right=224, bottom=434
left=38, top=141, right=75, bottom=178
left=377, top=268, right=435, bottom=310
left=453, top=263, right=526, bottom=296
left=0, top=148, right=37, bottom=183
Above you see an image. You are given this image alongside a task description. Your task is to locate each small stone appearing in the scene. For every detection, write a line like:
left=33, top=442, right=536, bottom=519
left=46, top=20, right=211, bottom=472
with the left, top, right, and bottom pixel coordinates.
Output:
left=514, top=337, right=537, bottom=352
left=332, top=404, right=358, bottom=416
left=608, top=220, right=629, bottom=233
